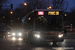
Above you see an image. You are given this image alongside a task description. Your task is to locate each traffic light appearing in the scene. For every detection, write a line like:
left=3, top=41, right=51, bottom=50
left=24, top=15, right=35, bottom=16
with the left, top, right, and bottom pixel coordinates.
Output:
left=0, top=5, right=2, bottom=11
left=11, top=4, right=13, bottom=9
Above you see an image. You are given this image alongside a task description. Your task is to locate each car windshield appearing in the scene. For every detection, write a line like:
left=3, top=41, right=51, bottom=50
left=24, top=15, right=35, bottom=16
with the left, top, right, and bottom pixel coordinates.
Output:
left=0, top=26, right=5, bottom=31
left=36, top=15, right=62, bottom=30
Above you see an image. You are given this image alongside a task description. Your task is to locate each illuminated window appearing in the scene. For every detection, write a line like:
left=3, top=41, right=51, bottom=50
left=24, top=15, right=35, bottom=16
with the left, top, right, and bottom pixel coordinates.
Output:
left=18, top=18, right=20, bottom=20
left=38, top=11, right=44, bottom=15
left=56, top=11, right=59, bottom=15
left=11, top=20, right=12, bottom=22
left=48, top=11, right=55, bottom=15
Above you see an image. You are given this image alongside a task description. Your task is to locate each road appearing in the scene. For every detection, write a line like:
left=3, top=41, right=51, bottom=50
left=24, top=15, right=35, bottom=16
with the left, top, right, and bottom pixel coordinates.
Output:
left=0, top=31, right=75, bottom=50
left=0, top=35, right=75, bottom=50
left=64, top=31, right=75, bottom=39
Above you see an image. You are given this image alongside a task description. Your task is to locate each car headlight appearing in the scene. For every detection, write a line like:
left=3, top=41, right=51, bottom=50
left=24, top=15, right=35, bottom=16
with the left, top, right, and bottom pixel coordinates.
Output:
left=8, top=32, right=10, bottom=34
left=33, top=31, right=41, bottom=38
left=18, top=33, right=22, bottom=36
left=12, top=33, right=16, bottom=36
left=18, top=37, right=23, bottom=40
left=58, top=34, right=63, bottom=38
left=34, top=34, right=40, bottom=38
left=12, top=37, right=16, bottom=40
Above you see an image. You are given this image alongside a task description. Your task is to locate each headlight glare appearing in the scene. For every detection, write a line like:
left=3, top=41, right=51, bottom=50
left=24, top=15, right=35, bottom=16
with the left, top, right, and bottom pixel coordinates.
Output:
left=37, top=35, right=40, bottom=38
left=8, top=32, right=10, bottom=34
left=18, top=38, right=23, bottom=40
left=12, top=33, right=15, bottom=36
left=58, top=34, right=63, bottom=38
left=18, top=33, right=22, bottom=36
left=34, top=34, right=40, bottom=38
left=12, top=37, right=16, bottom=40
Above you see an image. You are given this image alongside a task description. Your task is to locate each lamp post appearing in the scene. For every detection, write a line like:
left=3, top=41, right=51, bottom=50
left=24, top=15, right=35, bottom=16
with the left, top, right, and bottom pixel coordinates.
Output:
left=18, top=18, right=20, bottom=25
left=10, top=11, right=14, bottom=28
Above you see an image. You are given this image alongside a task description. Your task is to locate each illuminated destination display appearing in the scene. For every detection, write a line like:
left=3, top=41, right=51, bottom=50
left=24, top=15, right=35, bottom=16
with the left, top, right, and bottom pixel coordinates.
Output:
left=38, top=11, right=44, bottom=15
left=48, top=11, right=59, bottom=15
left=56, top=11, right=59, bottom=15
left=37, top=11, right=59, bottom=15
left=48, top=11, right=55, bottom=15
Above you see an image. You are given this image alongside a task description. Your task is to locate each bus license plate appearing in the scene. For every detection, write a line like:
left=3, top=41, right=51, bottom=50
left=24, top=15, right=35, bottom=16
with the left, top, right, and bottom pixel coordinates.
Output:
left=46, top=39, right=53, bottom=41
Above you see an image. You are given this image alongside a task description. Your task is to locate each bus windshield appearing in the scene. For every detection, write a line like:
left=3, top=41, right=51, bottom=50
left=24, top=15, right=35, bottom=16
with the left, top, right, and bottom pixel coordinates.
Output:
left=36, top=15, right=62, bottom=30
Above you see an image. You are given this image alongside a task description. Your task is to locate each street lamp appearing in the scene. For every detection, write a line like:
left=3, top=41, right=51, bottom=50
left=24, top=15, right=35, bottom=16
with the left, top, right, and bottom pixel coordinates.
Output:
left=47, top=6, right=52, bottom=9
left=3, top=16, right=5, bottom=18
left=24, top=3, right=27, bottom=6
left=65, top=14, right=67, bottom=16
left=10, top=11, right=13, bottom=14
left=49, top=6, right=51, bottom=9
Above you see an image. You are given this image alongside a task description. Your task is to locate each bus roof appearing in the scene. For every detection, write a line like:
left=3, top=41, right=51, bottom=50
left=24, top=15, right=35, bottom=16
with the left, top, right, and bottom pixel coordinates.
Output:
left=32, top=9, right=62, bottom=11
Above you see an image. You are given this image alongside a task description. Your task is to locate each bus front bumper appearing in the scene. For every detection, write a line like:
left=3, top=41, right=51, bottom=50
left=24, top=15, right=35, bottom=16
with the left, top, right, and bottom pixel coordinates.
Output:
left=32, top=35, right=64, bottom=42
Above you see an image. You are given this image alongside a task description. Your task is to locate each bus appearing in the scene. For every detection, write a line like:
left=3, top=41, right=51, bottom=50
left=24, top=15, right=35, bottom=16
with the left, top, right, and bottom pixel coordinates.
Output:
left=22, top=9, right=64, bottom=44
left=0, top=23, right=7, bottom=38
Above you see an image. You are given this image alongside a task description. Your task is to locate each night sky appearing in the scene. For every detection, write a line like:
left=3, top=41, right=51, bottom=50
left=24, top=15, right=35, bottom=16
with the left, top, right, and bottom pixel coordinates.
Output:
left=10, top=0, right=75, bottom=12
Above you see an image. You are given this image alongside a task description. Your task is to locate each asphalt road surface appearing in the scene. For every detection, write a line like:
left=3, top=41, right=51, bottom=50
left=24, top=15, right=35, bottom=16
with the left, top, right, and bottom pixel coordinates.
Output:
left=0, top=36, right=75, bottom=50
left=0, top=31, right=75, bottom=50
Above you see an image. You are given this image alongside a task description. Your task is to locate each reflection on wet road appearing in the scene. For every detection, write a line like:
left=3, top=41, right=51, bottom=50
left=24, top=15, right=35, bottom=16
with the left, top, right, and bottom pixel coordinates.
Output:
left=0, top=38, right=75, bottom=50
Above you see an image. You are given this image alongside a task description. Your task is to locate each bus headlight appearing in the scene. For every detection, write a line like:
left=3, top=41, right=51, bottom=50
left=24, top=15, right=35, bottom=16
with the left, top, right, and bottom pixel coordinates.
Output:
left=12, top=33, right=15, bottom=36
left=18, top=33, right=22, bottom=36
left=34, top=34, right=40, bottom=38
left=12, top=37, right=16, bottom=40
left=58, top=34, right=63, bottom=38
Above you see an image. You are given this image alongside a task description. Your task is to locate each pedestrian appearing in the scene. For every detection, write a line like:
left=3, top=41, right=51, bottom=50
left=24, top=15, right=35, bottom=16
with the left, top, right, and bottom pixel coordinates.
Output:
left=64, top=28, right=67, bottom=35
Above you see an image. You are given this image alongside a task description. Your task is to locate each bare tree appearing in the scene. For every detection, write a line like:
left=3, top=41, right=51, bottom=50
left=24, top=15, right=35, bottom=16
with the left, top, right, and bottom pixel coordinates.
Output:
left=0, top=0, right=10, bottom=11
left=70, top=6, right=75, bottom=13
left=24, top=0, right=48, bottom=11
left=51, top=0, right=68, bottom=11
left=0, top=0, right=9, bottom=4
left=16, top=0, right=48, bottom=17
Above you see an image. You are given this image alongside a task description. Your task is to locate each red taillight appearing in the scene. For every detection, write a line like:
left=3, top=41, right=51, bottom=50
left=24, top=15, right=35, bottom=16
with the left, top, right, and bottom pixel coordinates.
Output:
left=38, top=11, right=44, bottom=15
